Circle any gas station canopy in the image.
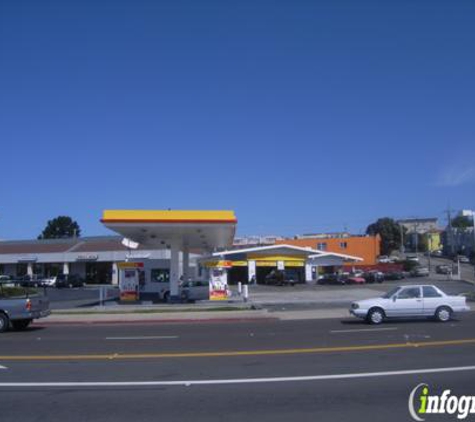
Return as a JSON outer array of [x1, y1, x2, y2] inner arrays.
[[101, 210, 237, 251]]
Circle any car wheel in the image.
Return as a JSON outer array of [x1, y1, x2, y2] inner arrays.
[[367, 308, 385, 325], [11, 319, 31, 331], [0, 313, 10, 333], [435, 306, 452, 322]]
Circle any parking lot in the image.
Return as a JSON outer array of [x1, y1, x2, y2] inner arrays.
[[38, 271, 474, 312], [245, 275, 473, 310]]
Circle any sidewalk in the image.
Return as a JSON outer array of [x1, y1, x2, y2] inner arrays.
[[40, 302, 351, 325]]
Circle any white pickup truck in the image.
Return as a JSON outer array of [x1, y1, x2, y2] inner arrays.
[[0, 285, 50, 332]]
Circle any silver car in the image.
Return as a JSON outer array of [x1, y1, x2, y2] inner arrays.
[[350, 285, 470, 324], [180, 280, 210, 302]]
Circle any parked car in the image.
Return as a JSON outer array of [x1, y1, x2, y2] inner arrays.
[[378, 255, 391, 264], [180, 280, 210, 302], [317, 273, 347, 285], [350, 285, 470, 324], [410, 266, 430, 277], [453, 255, 470, 264], [346, 276, 366, 285], [43, 275, 58, 287], [0, 285, 50, 332], [363, 271, 384, 284], [264, 269, 299, 286], [13, 275, 46, 288], [435, 264, 451, 275], [406, 255, 420, 262], [384, 271, 405, 281], [0, 275, 14, 285], [55, 274, 85, 288]]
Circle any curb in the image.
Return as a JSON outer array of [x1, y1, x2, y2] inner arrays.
[[35, 317, 278, 326]]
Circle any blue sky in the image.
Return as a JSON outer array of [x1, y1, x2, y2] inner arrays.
[[1, 0, 474, 240]]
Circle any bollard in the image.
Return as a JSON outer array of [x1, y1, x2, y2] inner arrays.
[[243, 284, 249, 302], [238, 282, 242, 295]]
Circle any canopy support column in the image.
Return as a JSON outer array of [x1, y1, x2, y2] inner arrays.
[[169, 240, 181, 301], [183, 246, 190, 281]]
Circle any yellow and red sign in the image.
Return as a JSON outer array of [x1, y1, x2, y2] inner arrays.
[[118, 262, 144, 269], [209, 290, 228, 301]]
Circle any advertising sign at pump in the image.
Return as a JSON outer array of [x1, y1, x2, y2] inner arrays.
[[118, 262, 143, 302]]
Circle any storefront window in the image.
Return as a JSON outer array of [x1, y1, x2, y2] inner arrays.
[[151, 269, 170, 283], [16, 264, 28, 277]]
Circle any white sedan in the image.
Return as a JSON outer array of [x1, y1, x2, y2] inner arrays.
[[350, 285, 470, 324]]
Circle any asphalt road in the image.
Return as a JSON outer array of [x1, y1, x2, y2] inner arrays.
[[1, 314, 475, 421]]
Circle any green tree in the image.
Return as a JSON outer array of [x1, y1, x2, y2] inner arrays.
[[417, 233, 429, 253], [38, 216, 81, 239], [451, 215, 473, 229], [366, 217, 406, 255]]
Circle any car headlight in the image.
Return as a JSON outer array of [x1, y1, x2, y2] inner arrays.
[[351, 303, 359, 309]]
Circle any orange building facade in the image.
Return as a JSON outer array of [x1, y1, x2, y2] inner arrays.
[[276, 234, 381, 266]]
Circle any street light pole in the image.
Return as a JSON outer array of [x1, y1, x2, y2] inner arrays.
[[414, 222, 419, 258], [428, 236, 432, 272], [399, 223, 404, 255]]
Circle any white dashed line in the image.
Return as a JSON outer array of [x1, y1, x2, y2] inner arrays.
[[105, 336, 179, 340], [330, 328, 398, 334]]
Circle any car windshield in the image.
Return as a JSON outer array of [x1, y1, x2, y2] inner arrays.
[[381, 287, 400, 299]]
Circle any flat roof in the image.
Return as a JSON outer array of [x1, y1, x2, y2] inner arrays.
[[0, 236, 141, 255]]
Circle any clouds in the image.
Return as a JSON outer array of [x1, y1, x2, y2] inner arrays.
[[437, 165, 475, 187]]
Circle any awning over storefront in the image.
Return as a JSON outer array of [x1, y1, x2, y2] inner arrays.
[[206, 244, 362, 266], [200, 244, 362, 283]]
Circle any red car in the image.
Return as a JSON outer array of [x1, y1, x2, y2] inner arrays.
[[347, 276, 366, 284]]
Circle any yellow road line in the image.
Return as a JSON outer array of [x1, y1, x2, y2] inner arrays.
[[1, 338, 475, 361]]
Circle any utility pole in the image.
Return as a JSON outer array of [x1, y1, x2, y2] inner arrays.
[[428, 236, 432, 272], [472, 211, 475, 258], [414, 222, 419, 257], [399, 222, 405, 255], [447, 205, 454, 256]]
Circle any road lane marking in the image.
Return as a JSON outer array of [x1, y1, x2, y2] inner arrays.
[[1, 338, 475, 361], [330, 328, 398, 334], [1, 365, 475, 388], [105, 336, 179, 340]]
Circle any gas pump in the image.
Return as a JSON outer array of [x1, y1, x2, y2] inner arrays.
[[118, 262, 143, 302], [209, 260, 232, 300]]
